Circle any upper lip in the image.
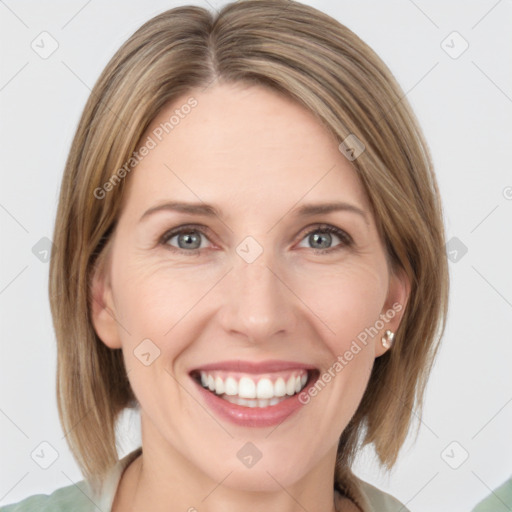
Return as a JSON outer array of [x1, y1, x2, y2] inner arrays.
[[190, 359, 318, 374]]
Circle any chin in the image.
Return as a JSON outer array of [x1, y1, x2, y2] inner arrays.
[[202, 458, 309, 493]]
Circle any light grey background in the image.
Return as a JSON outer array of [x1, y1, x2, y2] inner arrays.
[[1, 1, 511, 510]]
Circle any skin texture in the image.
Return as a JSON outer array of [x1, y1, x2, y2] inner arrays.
[[91, 81, 410, 512]]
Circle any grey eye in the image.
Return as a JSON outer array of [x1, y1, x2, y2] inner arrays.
[[165, 229, 205, 250], [308, 231, 334, 250]]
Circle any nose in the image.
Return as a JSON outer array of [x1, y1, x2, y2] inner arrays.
[[218, 248, 297, 344]]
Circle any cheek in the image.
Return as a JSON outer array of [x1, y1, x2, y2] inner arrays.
[[293, 259, 388, 354], [111, 262, 193, 408], [109, 258, 201, 397], [311, 263, 387, 424], [112, 255, 199, 335]]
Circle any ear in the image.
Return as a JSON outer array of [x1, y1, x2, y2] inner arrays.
[[89, 243, 122, 349], [374, 265, 410, 358]]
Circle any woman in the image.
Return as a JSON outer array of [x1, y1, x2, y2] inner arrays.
[[1, 0, 449, 510]]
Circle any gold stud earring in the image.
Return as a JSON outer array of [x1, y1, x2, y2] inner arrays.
[[381, 330, 395, 349]]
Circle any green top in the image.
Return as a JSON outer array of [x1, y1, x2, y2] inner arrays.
[[0, 447, 410, 511], [471, 476, 512, 512]]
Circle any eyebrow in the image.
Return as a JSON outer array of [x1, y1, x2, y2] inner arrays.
[[139, 201, 368, 223]]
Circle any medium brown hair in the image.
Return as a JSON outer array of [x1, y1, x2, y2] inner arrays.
[[49, 0, 449, 493]]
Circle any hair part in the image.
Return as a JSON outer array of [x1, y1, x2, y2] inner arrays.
[[49, 0, 449, 494]]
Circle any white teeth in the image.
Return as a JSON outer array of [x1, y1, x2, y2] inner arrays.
[[238, 377, 257, 398], [222, 395, 289, 408], [256, 378, 274, 399], [285, 375, 296, 396], [224, 376, 238, 396], [274, 378, 286, 397], [214, 376, 225, 395], [197, 370, 310, 402]]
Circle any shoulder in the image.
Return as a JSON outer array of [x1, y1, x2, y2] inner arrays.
[[337, 467, 410, 512], [1, 447, 143, 512], [0, 480, 93, 512], [356, 477, 411, 511]]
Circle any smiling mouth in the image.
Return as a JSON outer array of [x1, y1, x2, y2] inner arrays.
[[190, 369, 319, 408]]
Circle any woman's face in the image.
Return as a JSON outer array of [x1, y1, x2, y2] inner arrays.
[[92, 81, 408, 491]]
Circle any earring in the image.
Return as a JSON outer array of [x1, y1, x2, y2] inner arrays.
[[381, 329, 395, 349]]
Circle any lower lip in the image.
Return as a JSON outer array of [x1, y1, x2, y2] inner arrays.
[[192, 373, 317, 428]]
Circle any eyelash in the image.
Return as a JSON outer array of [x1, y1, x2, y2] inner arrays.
[[158, 223, 353, 256]]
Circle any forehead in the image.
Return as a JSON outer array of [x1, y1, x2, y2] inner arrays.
[[122, 82, 370, 220]]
